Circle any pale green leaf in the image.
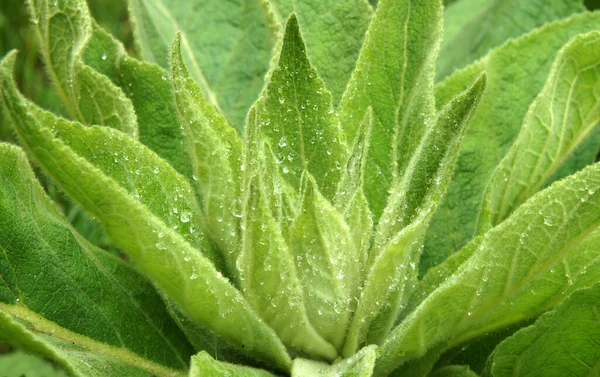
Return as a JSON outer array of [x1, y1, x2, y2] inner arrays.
[[170, 34, 243, 277], [0, 143, 192, 376], [0, 53, 291, 372], [430, 365, 479, 377], [255, 14, 347, 201], [29, 0, 137, 136], [237, 174, 337, 361], [0, 351, 68, 377], [342, 73, 486, 356], [337, 0, 442, 219], [189, 351, 278, 377], [479, 31, 600, 232], [265, 0, 373, 104], [288, 174, 359, 349], [292, 345, 377, 377], [128, 0, 274, 129], [422, 12, 600, 275], [376, 161, 600, 375], [437, 0, 584, 81], [487, 284, 600, 377]]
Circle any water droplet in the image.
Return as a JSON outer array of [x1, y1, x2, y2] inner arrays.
[[190, 273, 198, 280], [180, 211, 191, 223], [153, 167, 160, 174], [101, 53, 107, 61], [278, 137, 287, 147]]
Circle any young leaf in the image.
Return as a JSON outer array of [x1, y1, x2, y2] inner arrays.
[[170, 34, 243, 276], [337, 0, 443, 219], [0, 143, 192, 376], [486, 284, 600, 377], [342, 73, 486, 356], [0, 52, 292, 371], [422, 12, 600, 274], [376, 161, 600, 376], [291, 345, 377, 377], [479, 31, 600, 232], [255, 14, 347, 201], [265, 0, 373, 103], [437, 0, 584, 81], [29, 0, 137, 136], [189, 352, 277, 377], [237, 174, 337, 361], [128, 0, 274, 129], [288, 174, 359, 349]]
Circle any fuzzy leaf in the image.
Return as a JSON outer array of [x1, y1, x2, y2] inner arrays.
[[256, 15, 347, 201], [377, 161, 600, 375], [0, 143, 192, 376], [265, 0, 373, 104], [292, 345, 377, 377], [430, 365, 479, 377], [337, 0, 442, 219], [0, 352, 68, 377], [189, 352, 277, 377], [29, 0, 137, 136], [0, 53, 291, 372], [128, 0, 273, 129], [422, 12, 600, 274], [479, 31, 600, 232], [487, 284, 600, 377], [437, 0, 584, 81]]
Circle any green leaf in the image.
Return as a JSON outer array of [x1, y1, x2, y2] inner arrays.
[[342, 73, 486, 356], [237, 174, 337, 361], [265, 0, 373, 104], [0, 351, 68, 377], [422, 12, 600, 275], [479, 31, 600, 232], [337, 0, 443, 219], [487, 284, 600, 377], [0, 143, 192, 376], [376, 160, 600, 375], [292, 345, 377, 377], [437, 0, 584, 81], [29, 0, 137, 136], [170, 33, 243, 277], [189, 351, 278, 377], [0, 52, 291, 372], [430, 365, 479, 377], [255, 14, 347, 201], [288, 174, 359, 349], [128, 0, 274, 129]]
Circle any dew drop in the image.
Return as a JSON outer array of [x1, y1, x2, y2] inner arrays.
[[101, 53, 107, 61]]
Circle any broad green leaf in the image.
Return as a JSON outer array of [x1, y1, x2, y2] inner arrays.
[[0, 351, 67, 377], [189, 351, 277, 377], [376, 161, 600, 376], [0, 143, 193, 375], [342, 73, 486, 356], [82, 22, 194, 180], [422, 12, 600, 275], [437, 0, 584, 81], [479, 32, 600, 232], [265, 0, 373, 104], [487, 284, 600, 377], [170, 34, 243, 276], [292, 345, 377, 377], [430, 365, 479, 377], [237, 174, 337, 361], [128, 0, 274, 129], [256, 15, 347, 201], [29, 0, 137, 136], [288, 175, 359, 349], [337, 0, 442, 219], [0, 53, 291, 371]]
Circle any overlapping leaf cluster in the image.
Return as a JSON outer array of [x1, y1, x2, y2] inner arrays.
[[0, 0, 599, 376]]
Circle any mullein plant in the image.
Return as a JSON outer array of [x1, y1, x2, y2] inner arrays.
[[0, 0, 599, 376]]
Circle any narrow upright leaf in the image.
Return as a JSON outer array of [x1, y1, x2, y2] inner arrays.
[[256, 15, 347, 200], [437, 0, 584, 81], [170, 34, 243, 275], [487, 284, 600, 377], [128, 0, 274, 129], [266, 0, 373, 103], [0, 53, 291, 371], [292, 345, 377, 377], [189, 352, 277, 377], [288, 175, 359, 349], [479, 31, 600, 232], [337, 0, 443, 218]]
